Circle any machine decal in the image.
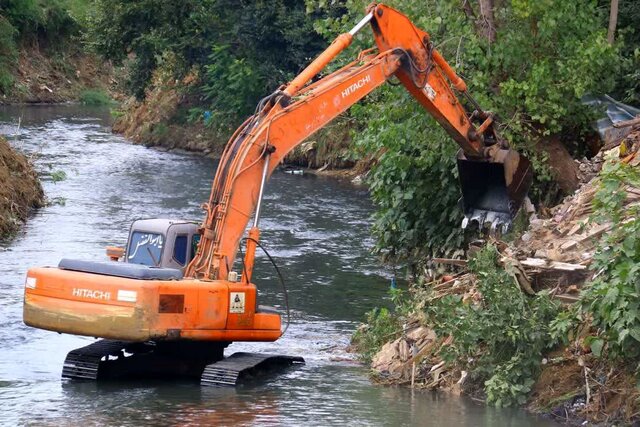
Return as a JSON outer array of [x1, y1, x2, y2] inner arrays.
[[129, 233, 163, 259], [25, 277, 36, 289], [72, 288, 111, 300], [117, 290, 137, 303], [229, 292, 245, 314], [423, 83, 437, 101], [341, 74, 371, 98]]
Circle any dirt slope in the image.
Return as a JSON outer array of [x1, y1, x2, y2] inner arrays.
[[0, 136, 43, 239]]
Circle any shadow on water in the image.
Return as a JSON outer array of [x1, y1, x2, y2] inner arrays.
[[0, 104, 557, 426]]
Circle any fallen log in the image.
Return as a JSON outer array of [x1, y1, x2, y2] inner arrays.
[[612, 115, 640, 129], [521, 258, 587, 271], [432, 258, 468, 267]]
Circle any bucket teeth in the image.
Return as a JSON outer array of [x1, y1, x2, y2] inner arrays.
[[462, 209, 511, 235]]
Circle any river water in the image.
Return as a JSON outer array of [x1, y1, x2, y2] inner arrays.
[[0, 105, 555, 426]]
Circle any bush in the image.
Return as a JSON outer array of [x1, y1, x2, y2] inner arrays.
[[79, 89, 112, 105], [425, 245, 559, 406], [0, 15, 17, 94], [580, 161, 640, 359]]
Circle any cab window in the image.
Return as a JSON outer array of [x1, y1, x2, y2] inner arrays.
[[173, 235, 188, 266], [190, 234, 201, 261], [127, 232, 164, 266]]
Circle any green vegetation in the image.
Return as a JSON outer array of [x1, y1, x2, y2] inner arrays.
[[426, 245, 559, 406], [79, 89, 112, 106], [0, 0, 90, 94], [577, 162, 640, 359], [85, 0, 327, 125]]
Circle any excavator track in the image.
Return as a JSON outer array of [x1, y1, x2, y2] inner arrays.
[[62, 339, 131, 380], [62, 340, 304, 385], [201, 352, 305, 387]]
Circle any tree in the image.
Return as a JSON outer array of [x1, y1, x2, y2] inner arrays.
[[607, 0, 618, 44]]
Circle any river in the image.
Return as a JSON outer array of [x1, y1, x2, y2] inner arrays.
[[0, 105, 555, 426]]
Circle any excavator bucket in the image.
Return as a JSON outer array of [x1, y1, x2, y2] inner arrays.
[[457, 148, 533, 233]]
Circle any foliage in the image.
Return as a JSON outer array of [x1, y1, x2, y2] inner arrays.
[[0, 0, 86, 94], [201, 45, 264, 124], [612, 0, 640, 105], [580, 161, 640, 359], [86, 0, 326, 120], [425, 245, 559, 406], [0, 16, 15, 92], [351, 306, 402, 364], [0, 0, 82, 45], [307, 0, 621, 260], [79, 89, 112, 106], [351, 85, 465, 259]]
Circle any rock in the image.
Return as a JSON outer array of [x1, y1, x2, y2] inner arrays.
[[371, 340, 399, 373], [534, 249, 548, 258], [406, 326, 436, 343]]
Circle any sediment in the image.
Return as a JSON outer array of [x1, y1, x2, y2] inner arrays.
[[0, 136, 43, 239]]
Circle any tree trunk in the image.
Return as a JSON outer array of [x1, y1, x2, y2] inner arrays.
[[461, 0, 496, 43], [477, 0, 496, 43], [607, 0, 619, 44]]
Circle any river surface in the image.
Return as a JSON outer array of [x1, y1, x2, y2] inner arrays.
[[0, 105, 555, 426]]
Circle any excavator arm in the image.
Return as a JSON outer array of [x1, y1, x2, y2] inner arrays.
[[21, 4, 534, 385], [186, 3, 532, 281]]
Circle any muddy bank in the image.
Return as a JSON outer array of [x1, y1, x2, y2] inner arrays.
[[111, 72, 222, 154], [1, 46, 114, 105], [0, 136, 43, 239], [355, 129, 640, 425], [111, 72, 370, 178]]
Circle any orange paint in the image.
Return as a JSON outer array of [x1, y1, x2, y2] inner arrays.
[[25, 4, 522, 347]]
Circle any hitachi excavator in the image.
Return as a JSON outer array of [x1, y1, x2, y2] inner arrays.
[[23, 4, 532, 386]]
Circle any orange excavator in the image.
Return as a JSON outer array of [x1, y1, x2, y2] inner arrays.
[[23, 4, 532, 386]]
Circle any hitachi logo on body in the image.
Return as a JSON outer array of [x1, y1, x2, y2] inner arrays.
[[72, 288, 111, 300], [341, 74, 371, 98]]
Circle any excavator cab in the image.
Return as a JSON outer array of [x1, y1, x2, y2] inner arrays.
[[120, 219, 200, 269]]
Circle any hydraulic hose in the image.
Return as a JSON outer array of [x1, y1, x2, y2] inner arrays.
[[238, 237, 291, 335]]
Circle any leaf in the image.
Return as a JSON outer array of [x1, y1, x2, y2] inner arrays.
[[590, 338, 604, 357]]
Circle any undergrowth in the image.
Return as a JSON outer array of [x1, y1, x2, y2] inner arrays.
[[425, 245, 560, 406], [577, 161, 640, 360], [79, 89, 112, 105]]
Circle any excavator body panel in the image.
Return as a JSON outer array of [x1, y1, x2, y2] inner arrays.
[[23, 267, 282, 342]]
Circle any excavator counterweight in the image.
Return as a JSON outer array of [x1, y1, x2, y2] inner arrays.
[[23, 3, 533, 386]]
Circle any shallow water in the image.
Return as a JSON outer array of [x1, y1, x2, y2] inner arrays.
[[0, 105, 555, 426]]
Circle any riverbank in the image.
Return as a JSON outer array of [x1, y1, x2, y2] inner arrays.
[[0, 136, 43, 240], [110, 71, 369, 178], [0, 41, 113, 239], [353, 128, 640, 425]]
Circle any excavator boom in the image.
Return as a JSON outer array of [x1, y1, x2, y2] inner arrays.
[[22, 4, 533, 386], [186, 3, 533, 281]]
